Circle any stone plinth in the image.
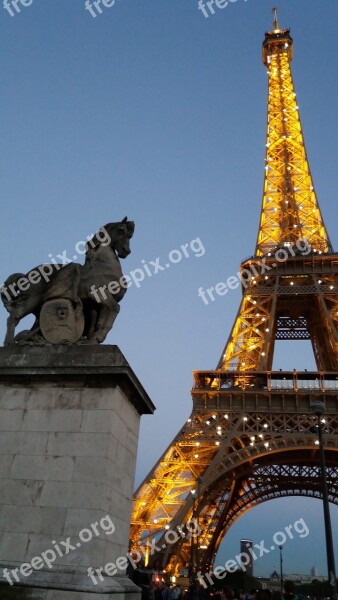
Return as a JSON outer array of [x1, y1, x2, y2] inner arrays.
[[0, 345, 155, 599]]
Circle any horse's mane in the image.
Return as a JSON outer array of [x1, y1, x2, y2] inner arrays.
[[87, 217, 135, 251]]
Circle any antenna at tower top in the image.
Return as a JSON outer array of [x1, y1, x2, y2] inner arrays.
[[272, 7, 279, 30]]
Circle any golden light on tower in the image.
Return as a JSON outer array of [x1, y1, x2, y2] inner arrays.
[[218, 8, 336, 374], [129, 12, 338, 577], [257, 7, 331, 257]]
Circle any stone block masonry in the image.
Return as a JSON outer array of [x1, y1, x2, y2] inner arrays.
[[0, 345, 155, 600]]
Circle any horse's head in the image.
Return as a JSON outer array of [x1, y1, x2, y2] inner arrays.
[[112, 217, 135, 258], [88, 217, 135, 259]]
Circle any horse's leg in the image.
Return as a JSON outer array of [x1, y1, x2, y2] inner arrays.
[[87, 306, 98, 340], [89, 297, 120, 343], [4, 314, 20, 346], [4, 295, 44, 346]]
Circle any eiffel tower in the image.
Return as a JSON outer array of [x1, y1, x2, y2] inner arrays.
[[129, 10, 338, 577]]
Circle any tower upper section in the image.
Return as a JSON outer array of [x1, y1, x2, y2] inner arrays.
[[255, 10, 332, 257]]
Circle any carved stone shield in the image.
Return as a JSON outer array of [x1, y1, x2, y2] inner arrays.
[[40, 298, 84, 344]]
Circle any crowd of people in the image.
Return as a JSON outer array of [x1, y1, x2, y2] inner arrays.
[[141, 578, 300, 600]]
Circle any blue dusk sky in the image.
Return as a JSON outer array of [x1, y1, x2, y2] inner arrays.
[[1, 0, 338, 578]]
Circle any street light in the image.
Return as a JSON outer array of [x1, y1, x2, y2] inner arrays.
[[190, 477, 202, 591], [196, 476, 201, 577], [279, 545, 283, 593], [310, 398, 337, 600]]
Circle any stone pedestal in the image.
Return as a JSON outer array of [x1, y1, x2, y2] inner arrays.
[[0, 345, 155, 599]]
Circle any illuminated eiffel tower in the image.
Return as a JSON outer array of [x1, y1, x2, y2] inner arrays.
[[129, 11, 338, 577]]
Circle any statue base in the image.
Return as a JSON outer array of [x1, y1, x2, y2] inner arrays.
[[0, 572, 141, 599], [0, 345, 155, 600]]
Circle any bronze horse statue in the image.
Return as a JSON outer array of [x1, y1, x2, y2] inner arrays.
[[1, 217, 134, 345]]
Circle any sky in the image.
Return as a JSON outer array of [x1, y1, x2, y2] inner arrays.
[[1, 0, 338, 579]]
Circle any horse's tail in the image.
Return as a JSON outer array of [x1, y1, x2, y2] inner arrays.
[[1, 273, 26, 308]]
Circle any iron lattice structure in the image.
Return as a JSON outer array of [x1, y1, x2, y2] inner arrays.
[[129, 13, 338, 576]]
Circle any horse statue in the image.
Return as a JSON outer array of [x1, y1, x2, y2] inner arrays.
[[1, 217, 134, 345]]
